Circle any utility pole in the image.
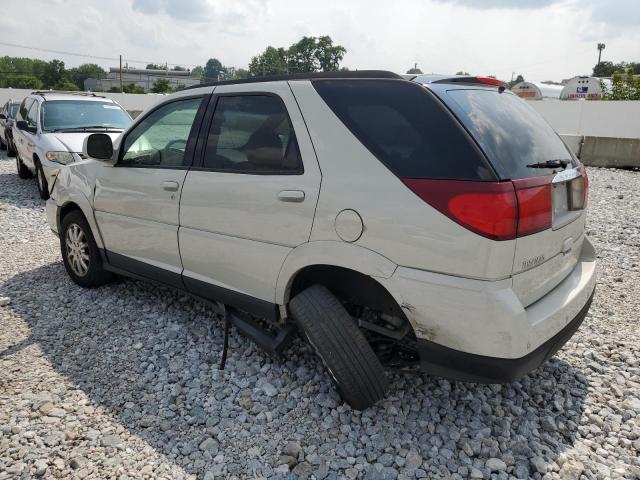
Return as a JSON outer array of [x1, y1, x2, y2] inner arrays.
[[119, 54, 123, 93], [597, 43, 606, 65]]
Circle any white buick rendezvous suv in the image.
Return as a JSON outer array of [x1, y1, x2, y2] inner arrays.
[[45, 71, 596, 409]]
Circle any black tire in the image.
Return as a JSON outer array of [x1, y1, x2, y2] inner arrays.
[[289, 284, 389, 409], [16, 155, 31, 179], [60, 210, 114, 288], [7, 139, 17, 158], [35, 160, 49, 200], [0, 138, 6, 150]]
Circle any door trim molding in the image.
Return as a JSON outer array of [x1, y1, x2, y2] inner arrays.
[[103, 250, 279, 321]]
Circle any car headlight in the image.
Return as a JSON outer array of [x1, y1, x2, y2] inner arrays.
[[46, 151, 76, 165]]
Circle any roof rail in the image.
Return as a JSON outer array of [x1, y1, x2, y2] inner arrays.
[[31, 90, 106, 98], [184, 70, 404, 90]]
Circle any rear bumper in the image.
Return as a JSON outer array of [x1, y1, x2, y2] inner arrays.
[[379, 235, 596, 379], [415, 288, 594, 383]]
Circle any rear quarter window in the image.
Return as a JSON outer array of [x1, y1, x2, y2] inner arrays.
[[312, 79, 494, 180], [439, 88, 576, 179]]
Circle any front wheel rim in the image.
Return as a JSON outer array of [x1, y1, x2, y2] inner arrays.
[[66, 224, 90, 277]]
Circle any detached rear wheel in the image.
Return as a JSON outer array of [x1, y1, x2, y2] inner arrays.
[[60, 210, 113, 287], [289, 284, 389, 410]]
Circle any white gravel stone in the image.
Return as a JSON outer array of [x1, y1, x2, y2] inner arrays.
[[1, 154, 639, 479]]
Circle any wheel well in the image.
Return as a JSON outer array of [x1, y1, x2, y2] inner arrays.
[[57, 202, 83, 232], [288, 265, 405, 320], [288, 265, 418, 367]]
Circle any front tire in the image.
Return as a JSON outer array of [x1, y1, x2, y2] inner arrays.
[[35, 161, 49, 200], [289, 284, 389, 410], [60, 210, 113, 287], [7, 139, 17, 157], [16, 155, 32, 179]]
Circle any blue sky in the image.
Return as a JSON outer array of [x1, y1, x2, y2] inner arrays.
[[3, 0, 639, 82]]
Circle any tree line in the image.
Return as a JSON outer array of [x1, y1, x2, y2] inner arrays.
[[0, 35, 347, 93]]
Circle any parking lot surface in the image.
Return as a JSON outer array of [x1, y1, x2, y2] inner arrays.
[[0, 150, 639, 480]]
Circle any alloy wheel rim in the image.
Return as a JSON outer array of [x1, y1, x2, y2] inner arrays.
[[65, 224, 90, 277]]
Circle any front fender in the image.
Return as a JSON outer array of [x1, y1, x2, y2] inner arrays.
[[52, 165, 104, 249], [275, 241, 398, 304]]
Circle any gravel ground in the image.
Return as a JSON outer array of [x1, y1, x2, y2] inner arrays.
[[0, 150, 639, 480]]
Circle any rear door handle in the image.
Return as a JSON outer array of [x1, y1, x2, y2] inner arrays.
[[277, 190, 305, 202], [162, 181, 180, 192]]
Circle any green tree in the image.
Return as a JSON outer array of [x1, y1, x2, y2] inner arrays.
[[190, 66, 204, 78], [593, 61, 614, 77], [455, 71, 470, 75], [68, 63, 106, 90], [288, 36, 319, 73], [601, 69, 640, 100], [151, 78, 172, 93], [248, 47, 288, 77], [203, 58, 225, 81], [58, 81, 80, 91], [232, 68, 250, 79], [315, 35, 346, 72], [146, 63, 166, 70], [42, 59, 69, 88], [406, 67, 423, 74], [172, 65, 187, 71]]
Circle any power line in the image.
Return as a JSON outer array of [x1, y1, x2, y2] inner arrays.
[[0, 41, 200, 68]]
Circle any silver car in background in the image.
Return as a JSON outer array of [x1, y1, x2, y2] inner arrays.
[[12, 91, 132, 199]]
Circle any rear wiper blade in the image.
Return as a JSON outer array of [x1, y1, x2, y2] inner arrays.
[[526, 159, 571, 169]]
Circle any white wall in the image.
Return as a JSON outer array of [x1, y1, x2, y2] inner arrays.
[[0, 88, 165, 113], [529, 100, 640, 139], [2, 87, 640, 139]]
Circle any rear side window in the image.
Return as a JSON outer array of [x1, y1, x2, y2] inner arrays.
[[18, 98, 34, 122], [312, 80, 494, 180], [441, 89, 576, 179], [202, 95, 302, 174]]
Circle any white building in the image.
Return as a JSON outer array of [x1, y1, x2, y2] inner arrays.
[[85, 67, 201, 93]]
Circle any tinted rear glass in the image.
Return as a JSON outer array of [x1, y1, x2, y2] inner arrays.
[[441, 88, 575, 179], [312, 80, 494, 180]]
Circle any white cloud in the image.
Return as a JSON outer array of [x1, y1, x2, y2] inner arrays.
[[1, 0, 638, 82]]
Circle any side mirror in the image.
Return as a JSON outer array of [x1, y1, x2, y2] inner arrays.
[[84, 134, 114, 160]]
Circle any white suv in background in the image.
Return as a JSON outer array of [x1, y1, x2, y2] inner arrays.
[[13, 91, 132, 199], [45, 71, 596, 409]]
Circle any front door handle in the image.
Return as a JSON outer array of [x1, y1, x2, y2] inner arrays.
[[162, 181, 179, 192], [277, 190, 305, 203]]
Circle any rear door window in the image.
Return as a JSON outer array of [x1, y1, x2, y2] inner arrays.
[[312, 79, 494, 180], [440, 88, 576, 179], [202, 95, 302, 174]]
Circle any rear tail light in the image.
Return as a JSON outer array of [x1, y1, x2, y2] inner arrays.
[[401, 177, 555, 241], [578, 164, 589, 208]]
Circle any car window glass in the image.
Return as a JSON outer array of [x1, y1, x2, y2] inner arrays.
[[26, 102, 39, 128], [312, 80, 494, 180], [203, 95, 302, 174], [18, 99, 34, 122], [10, 103, 20, 118], [120, 97, 202, 167]]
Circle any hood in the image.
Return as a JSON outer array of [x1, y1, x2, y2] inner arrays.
[[51, 132, 123, 153]]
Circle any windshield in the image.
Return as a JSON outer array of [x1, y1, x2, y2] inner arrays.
[[9, 103, 19, 118], [41, 100, 132, 132], [440, 88, 576, 179]]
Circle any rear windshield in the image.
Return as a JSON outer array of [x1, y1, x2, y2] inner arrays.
[[441, 88, 575, 179], [41, 100, 132, 132], [312, 80, 494, 180]]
